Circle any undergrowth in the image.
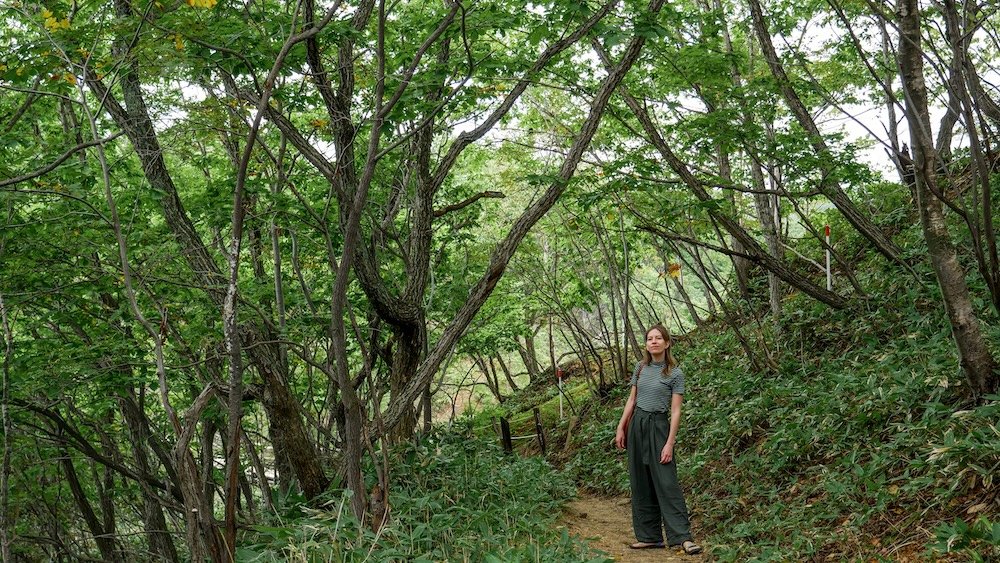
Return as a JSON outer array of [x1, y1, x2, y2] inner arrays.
[[238, 427, 612, 562]]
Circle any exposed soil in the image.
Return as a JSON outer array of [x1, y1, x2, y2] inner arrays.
[[560, 495, 703, 562]]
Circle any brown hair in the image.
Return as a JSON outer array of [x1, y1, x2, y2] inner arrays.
[[641, 324, 677, 377]]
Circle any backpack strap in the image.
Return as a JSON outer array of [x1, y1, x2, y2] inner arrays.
[[633, 361, 646, 381]]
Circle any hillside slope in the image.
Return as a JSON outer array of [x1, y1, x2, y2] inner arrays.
[[491, 266, 1000, 561]]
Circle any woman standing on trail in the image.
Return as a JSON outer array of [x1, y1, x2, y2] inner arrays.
[[613, 324, 703, 555]]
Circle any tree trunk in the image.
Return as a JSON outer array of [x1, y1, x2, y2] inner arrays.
[[897, 0, 998, 398], [60, 451, 123, 562], [388, 323, 426, 441], [516, 330, 543, 385], [750, 159, 784, 322], [718, 152, 752, 302], [0, 293, 13, 563], [593, 214, 642, 359], [119, 392, 179, 562], [658, 248, 702, 326]]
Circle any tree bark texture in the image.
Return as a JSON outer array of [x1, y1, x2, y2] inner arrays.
[[896, 0, 998, 397]]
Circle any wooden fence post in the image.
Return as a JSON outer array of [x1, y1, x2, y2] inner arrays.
[[532, 408, 546, 455], [499, 417, 513, 454]]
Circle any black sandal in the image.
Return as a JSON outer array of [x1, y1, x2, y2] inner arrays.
[[682, 540, 703, 554]]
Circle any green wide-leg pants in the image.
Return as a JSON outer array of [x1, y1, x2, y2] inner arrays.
[[627, 407, 692, 546]]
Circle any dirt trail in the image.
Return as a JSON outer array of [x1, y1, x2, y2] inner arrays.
[[560, 495, 701, 562]]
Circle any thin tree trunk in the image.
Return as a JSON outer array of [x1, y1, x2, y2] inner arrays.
[[676, 244, 774, 371], [688, 241, 717, 316], [201, 419, 217, 512], [658, 248, 702, 326], [750, 159, 783, 322], [120, 391, 179, 563], [494, 355, 520, 393], [516, 330, 543, 385], [941, 0, 1000, 312], [593, 214, 641, 359], [897, 0, 998, 397], [0, 292, 14, 563], [242, 427, 274, 513], [60, 452, 123, 562], [472, 355, 502, 403]]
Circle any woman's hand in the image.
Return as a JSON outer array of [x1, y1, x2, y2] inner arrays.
[[659, 441, 674, 464], [614, 427, 627, 449]]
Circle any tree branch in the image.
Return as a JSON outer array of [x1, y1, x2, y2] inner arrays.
[[433, 191, 505, 218]]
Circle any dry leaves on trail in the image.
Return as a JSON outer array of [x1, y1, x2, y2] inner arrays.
[[559, 495, 699, 562]]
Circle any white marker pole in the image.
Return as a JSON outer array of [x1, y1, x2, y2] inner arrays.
[[825, 224, 832, 291]]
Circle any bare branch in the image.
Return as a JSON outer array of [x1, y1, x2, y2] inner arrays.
[[433, 191, 505, 217], [0, 132, 125, 189]]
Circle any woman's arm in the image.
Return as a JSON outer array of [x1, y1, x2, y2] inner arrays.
[[613, 385, 638, 449], [660, 393, 683, 463]]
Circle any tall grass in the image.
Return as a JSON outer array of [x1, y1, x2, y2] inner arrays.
[[238, 427, 612, 562]]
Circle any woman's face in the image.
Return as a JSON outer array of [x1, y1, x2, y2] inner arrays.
[[645, 328, 669, 355]]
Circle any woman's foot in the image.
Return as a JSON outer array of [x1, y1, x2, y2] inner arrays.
[[629, 541, 664, 549], [681, 540, 703, 554]]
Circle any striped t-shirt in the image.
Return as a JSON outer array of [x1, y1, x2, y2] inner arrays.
[[629, 362, 685, 413]]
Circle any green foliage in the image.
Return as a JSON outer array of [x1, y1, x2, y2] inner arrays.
[[562, 386, 632, 496], [676, 280, 999, 560], [931, 515, 1000, 562], [240, 430, 611, 562]]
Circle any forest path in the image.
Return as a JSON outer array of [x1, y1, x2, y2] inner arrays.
[[561, 495, 700, 562]]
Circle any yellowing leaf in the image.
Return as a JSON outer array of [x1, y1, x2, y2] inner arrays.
[[43, 14, 70, 31], [64, 72, 76, 85], [174, 34, 184, 51], [967, 503, 988, 514], [667, 263, 681, 279], [928, 446, 949, 461]]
